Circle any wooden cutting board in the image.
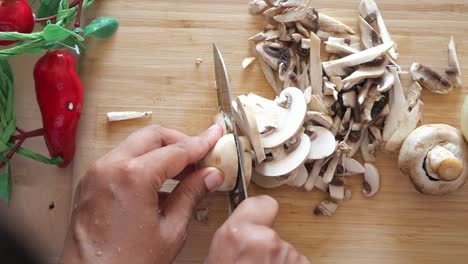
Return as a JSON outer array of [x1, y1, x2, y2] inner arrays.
[[4, 0, 468, 263]]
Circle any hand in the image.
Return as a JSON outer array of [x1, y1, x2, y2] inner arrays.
[[62, 124, 224, 264], [206, 195, 310, 264]]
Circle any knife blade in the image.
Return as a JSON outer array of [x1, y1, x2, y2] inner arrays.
[[213, 43, 248, 214]]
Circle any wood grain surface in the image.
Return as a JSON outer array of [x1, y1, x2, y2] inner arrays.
[[4, 0, 468, 263]]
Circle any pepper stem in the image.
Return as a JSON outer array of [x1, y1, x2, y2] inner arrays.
[[34, 0, 81, 24], [11, 128, 45, 141]]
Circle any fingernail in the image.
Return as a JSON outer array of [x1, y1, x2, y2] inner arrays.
[[204, 168, 224, 192]]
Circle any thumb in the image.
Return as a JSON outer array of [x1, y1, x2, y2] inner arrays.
[[161, 167, 224, 228]]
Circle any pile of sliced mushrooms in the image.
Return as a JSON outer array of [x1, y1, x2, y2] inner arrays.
[[202, 0, 467, 216]]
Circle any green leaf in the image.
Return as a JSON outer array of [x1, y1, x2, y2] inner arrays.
[[0, 154, 12, 203], [36, 0, 61, 25], [43, 24, 84, 42], [83, 17, 119, 39]]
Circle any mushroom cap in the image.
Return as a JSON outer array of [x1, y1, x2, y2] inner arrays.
[[200, 134, 238, 191], [255, 133, 310, 177], [398, 124, 468, 195]]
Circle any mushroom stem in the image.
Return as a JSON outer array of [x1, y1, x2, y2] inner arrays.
[[427, 145, 464, 181]]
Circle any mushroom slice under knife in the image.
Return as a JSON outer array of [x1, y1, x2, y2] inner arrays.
[[249, 87, 307, 148], [447, 36, 463, 89], [236, 95, 266, 163], [410, 63, 453, 94], [305, 125, 337, 161], [255, 133, 310, 177], [323, 42, 394, 77], [399, 124, 468, 195]]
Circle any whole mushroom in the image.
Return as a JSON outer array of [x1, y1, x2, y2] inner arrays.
[[398, 124, 468, 195], [199, 134, 253, 191]]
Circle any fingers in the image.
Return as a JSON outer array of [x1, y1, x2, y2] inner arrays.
[[230, 195, 279, 227], [137, 124, 223, 186], [112, 125, 188, 158], [162, 167, 223, 226]]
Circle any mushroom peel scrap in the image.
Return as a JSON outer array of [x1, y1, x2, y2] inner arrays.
[[398, 124, 468, 195], [199, 134, 253, 191]]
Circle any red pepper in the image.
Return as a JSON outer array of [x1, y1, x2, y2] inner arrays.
[[0, 0, 34, 46], [33, 50, 84, 168]]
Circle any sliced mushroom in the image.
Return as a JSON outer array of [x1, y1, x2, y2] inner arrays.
[[382, 67, 406, 141], [309, 32, 323, 96], [237, 95, 266, 163], [323, 78, 339, 100], [287, 164, 309, 187], [359, 0, 398, 60], [256, 133, 310, 177], [305, 111, 333, 129], [249, 32, 267, 43], [200, 134, 252, 191], [318, 13, 355, 34], [323, 152, 341, 183], [273, 6, 308, 23], [309, 94, 330, 114], [376, 70, 394, 92], [410, 63, 453, 94], [406, 81, 422, 108], [385, 100, 424, 152], [358, 16, 380, 49], [314, 176, 329, 193], [280, 0, 304, 8], [263, 6, 284, 17], [343, 157, 366, 176], [363, 163, 380, 197], [306, 125, 337, 160], [256, 42, 282, 70], [249, 0, 268, 15], [257, 52, 282, 95], [361, 129, 376, 162], [329, 182, 345, 201], [399, 124, 468, 195], [341, 57, 387, 91], [325, 41, 360, 56], [249, 88, 307, 148], [252, 170, 296, 188], [314, 200, 338, 216], [323, 42, 394, 77], [447, 36, 462, 89], [304, 159, 325, 191], [242, 57, 256, 69]]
